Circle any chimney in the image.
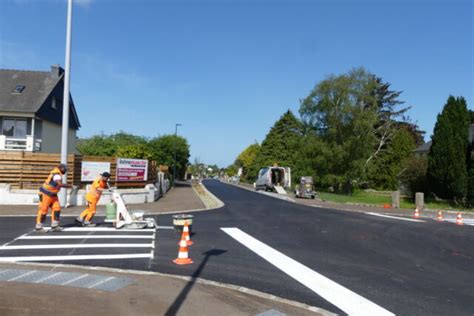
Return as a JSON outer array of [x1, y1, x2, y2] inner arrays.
[[50, 64, 64, 78]]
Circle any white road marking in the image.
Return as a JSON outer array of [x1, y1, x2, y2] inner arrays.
[[19, 235, 154, 240], [61, 273, 89, 285], [156, 225, 175, 230], [43, 227, 156, 232], [443, 219, 474, 226], [221, 227, 394, 316], [0, 253, 153, 262], [0, 243, 154, 250], [88, 276, 115, 289], [34, 272, 63, 283], [7, 270, 37, 281], [365, 212, 425, 222]]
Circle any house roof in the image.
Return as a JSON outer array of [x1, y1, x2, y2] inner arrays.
[[414, 124, 474, 153], [0, 69, 60, 113], [0, 66, 80, 129], [413, 141, 432, 153]]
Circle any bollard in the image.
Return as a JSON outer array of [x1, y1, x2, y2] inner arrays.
[[415, 192, 424, 210], [391, 191, 400, 209]]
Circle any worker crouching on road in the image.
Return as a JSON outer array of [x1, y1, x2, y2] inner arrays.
[[75, 172, 111, 227], [36, 163, 74, 232]]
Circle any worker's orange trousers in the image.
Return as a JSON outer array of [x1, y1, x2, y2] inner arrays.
[[36, 193, 61, 225], [79, 199, 98, 222]]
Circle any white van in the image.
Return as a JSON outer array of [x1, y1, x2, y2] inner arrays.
[[255, 166, 291, 193]]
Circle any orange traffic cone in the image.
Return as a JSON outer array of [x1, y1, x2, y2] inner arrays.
[[456, 212, 463, 226], [436, 210, 443, 221], [180, 223, 193, 246], [173, 232, 193, 265], [413, 208, 420, 219]]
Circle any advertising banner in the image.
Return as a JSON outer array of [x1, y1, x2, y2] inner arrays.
[[81, 161, 111, 181], [116, 158, 148, 181]]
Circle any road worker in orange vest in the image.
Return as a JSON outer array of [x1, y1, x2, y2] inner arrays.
[[75, 172, 111, 227], [35, 163, 73, 232]]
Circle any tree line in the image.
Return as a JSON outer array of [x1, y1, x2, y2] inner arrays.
[[77, 132, 190, 180], [228, 68, 472, 206]]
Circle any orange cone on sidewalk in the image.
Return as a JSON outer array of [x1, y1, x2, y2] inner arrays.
[[456, 212, 463, 226], [180, 223, 193, 246], [413, 208, 420, 219], [436, 210, 443, 221], [173, 232, 193, 265]]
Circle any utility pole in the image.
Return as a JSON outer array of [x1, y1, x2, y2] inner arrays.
[[59, 0, 73, 206], [173, 123, 182, 187]]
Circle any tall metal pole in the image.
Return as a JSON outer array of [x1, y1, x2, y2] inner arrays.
[[173, 123, 181, 187], [60, 0, 73, 206]]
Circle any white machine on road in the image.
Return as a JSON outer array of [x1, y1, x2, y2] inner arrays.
[[105, 188, 156, 229]]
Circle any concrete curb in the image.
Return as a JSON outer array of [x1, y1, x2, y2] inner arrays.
[[193, 182, 225, 209]]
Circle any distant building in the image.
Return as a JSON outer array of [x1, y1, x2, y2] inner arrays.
[[0, 65, 80, 153], [413, 124, 474, 156]]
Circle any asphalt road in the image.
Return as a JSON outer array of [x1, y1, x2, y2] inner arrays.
[[1, 179, 473, 315]]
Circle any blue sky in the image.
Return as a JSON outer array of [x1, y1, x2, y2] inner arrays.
[[1, 0, 472, 167]]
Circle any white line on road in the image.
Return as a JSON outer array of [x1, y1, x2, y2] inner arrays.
[[221, 227, 394, 316], [0, 243, 154, 250], [7, 270, 37, 281], [43, 227, 156, 232], [34, 272, 63, 283], [61, 273, 89, 285], [365, 212, 425, 222], [443, 219, 474, 226], [0, 253, 153, 262], [156, 225, 175, 230], [19, 235, 154, 240], [88, 276, 115, 289]]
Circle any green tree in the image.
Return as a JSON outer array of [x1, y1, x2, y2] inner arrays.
[[427, 96, 469, 201], [225, 164, 238, 177], [235, 143, 260, 181], [367, 127, 416, 189], [399, 156, 428, 197], [466, 144, 474, 206], [299, 68, 409, 192], [77, 131, 148, 156], [116, 144, 153, 160], [149, 135, 190, 179], [249, 110, 304, 182]]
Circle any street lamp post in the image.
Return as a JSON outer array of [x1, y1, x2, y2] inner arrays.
[[59, 0, 73, 206], [173, 123, 182, 187]]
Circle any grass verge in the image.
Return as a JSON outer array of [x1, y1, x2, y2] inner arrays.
[[318, 191, 472, 211]]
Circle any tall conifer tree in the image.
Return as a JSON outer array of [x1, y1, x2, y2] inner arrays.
[[427, 96, 469, 201]]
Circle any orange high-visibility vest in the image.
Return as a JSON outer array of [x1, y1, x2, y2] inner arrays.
[[86, 177, 107, 202], [39, 167, 63, 196]]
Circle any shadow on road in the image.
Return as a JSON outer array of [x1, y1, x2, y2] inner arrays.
[[164, 249, 227, 316]]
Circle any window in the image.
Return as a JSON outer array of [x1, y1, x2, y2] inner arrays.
[[1, 118, 27, 138], [12, 85, 25, 94]]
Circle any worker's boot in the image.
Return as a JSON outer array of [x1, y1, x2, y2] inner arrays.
[[83, 220, 96, 227], [35, 223, 45, 232], [75, 216, 84, 226], [50, 221, 63, 232]]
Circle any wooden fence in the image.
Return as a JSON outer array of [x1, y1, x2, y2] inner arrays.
[[0, 151, 158, 189]]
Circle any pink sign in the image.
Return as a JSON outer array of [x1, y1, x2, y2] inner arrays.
[[116, 158, 148, 182]]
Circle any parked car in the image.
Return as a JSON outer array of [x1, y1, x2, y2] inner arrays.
[[254, 166, 291, 192], [294, 176, 316, 199]]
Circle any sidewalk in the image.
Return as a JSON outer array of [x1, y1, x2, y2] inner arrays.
[[0, 182, 206, 216], [0, 262, 327, 316], [0, 181, 330, 316]]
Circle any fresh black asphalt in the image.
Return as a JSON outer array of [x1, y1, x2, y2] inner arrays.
[[1, 179, 473, 315]]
